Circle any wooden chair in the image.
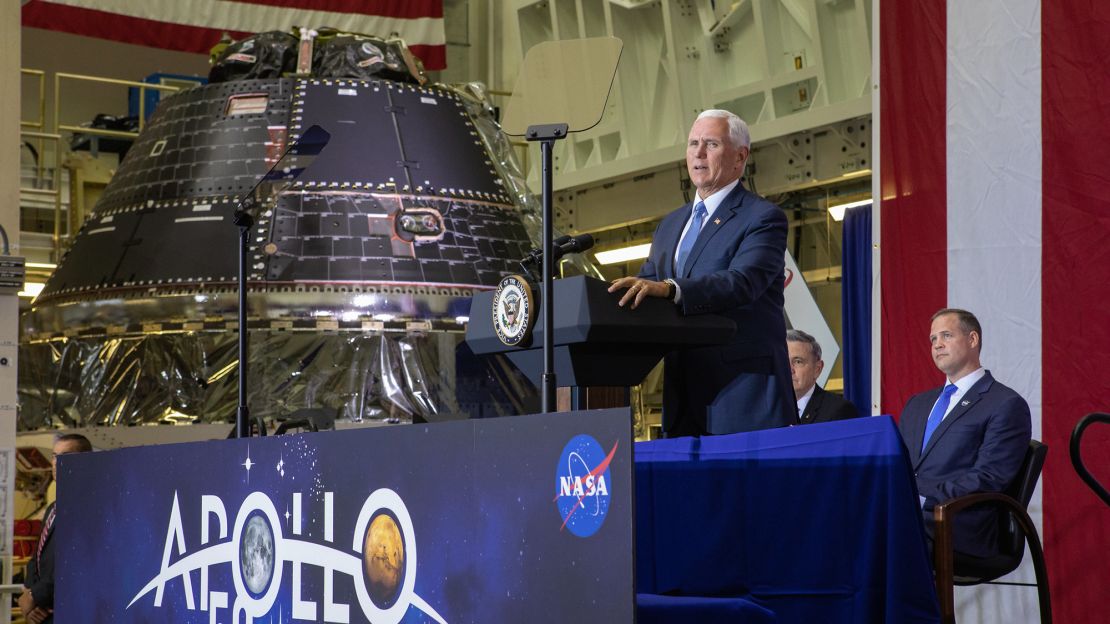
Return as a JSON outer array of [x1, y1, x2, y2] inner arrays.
[[933, 440, 1051, 624]]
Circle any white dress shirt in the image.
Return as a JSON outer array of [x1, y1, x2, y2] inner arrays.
[[932, 367, 987, 422], [796, 383, 816, 417]]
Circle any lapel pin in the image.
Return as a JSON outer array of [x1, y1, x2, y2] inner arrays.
[[960, 400, 970, 406], [713, 217, 721, 225]]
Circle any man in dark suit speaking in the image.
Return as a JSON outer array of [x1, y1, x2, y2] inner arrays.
[[898, 308, 1031, 558], [787, 329, 861, 424], [609, 109, 795, 436]]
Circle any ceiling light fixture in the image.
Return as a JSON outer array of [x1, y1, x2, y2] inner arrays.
[[827, 198, 872, 222], [595, 243, 652, 265]]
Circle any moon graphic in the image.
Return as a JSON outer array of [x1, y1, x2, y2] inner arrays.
[[239, 514, 275, 595]]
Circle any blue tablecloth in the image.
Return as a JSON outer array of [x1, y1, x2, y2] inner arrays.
[[635, 416, 940, 623], [636, 593, 776, 623]]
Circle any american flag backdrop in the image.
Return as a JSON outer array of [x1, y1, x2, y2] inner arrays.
[[880, 0, 1110, 622], [21, 0, 447, 70]]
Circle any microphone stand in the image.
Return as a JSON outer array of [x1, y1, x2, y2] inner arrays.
[[232, 201, 256, 439], [232, 125, 330, 438]]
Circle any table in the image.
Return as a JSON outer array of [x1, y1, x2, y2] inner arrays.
[[635, 416, 941, 623]]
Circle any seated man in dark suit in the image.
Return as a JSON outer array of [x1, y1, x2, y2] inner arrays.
[[787, 329, 861, 424], [898, 308, 1031, 558]]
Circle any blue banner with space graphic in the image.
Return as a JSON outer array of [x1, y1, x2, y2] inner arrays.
[[54, 408, 633, 623]]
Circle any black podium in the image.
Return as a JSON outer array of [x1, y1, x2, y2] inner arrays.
[[466, 275, 736, 410]]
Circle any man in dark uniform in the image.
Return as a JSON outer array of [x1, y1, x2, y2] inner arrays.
[[20, 433, 92, 624], [787, 329, 861, 424]]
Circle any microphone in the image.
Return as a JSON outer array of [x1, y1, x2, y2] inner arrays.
[[520, 233, 594, 265], [554, 233, 594, 259], [518, 233, 594, 281], [533, 235, 571, 259]]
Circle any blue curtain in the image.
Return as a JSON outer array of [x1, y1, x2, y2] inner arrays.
[[842, 205, 872, 416]]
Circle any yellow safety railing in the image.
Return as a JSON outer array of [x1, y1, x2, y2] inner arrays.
[[17, 71, 182, 260], [53, 72, 181, 139], [18, 130, 63, 260], [21, 69, 46, 131], [21, 69, 51, 199]]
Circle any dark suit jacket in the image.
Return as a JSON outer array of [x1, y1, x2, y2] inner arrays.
[[897, 371, 1031, 558], [25, 502, 56, 622], [640, 182, 795, 436], [799, 385, 861, 424]]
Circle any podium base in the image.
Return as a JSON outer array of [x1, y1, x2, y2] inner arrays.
[[557, 386, 630, 411]]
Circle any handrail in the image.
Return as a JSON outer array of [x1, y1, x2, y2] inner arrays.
[[21, 69, 49, 204], [54, 125, 147, 140], [1070, 412, 1110, 507], [21, 70, 182, 261], [20, 69, 46, 130], [53, 71, 181, 139], [19, 131, 61, 140], [19, 129, 64, 259]]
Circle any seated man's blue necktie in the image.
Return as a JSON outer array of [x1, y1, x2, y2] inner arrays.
[[921, 384, 958, 452], [675, 201, 707, 276]]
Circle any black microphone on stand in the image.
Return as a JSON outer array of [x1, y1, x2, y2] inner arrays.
[[553, 233, 595, 258], [518, 233, 595, 281], [233, 124, 330, 439]]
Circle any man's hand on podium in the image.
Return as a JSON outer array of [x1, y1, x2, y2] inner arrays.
[[609, 277, 672, 309]]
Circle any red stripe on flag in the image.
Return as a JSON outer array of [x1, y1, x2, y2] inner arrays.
[[408, 44, 446, 72], [22, 3, 244, 55], [879, 0, 949, 416], [1042, 2, 1110, 622], [232, 0, 443, 19], [21, 1, 447, 70]]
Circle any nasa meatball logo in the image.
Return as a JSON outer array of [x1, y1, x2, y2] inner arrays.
[[492, 274, 535, 347], [555, 435, 619, 538]]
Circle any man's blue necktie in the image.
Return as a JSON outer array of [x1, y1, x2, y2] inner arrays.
[[675, 201, 707, 276], [921, 384, 958, 452]]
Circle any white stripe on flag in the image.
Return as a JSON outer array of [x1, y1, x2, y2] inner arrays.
[[36, 0, 447, 45], [947, 0, 1042, 621]]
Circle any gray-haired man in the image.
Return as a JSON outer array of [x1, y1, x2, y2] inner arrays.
[[787, 329, 861, 424]]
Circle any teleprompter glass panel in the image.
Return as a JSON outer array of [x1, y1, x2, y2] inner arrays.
[[501, 37, 622, 136]]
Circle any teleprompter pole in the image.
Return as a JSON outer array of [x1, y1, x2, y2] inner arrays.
[[526, 123, 568, 413]]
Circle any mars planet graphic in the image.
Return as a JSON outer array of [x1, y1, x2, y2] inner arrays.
[[239, 514, 276, 595], [364, 512, 405, 607]]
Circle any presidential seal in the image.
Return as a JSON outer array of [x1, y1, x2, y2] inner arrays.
[[492, 274, 535, 347]]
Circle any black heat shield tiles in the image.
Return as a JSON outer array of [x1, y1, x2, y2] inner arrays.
[[288, 81, 405, 189], [388, 87, 505, 199], [289, 80, 508, 202], [263, 193, 529, 287], [43, 199, 240, 297], [42, 76, 531, 299], [96, 79, 293, 212]]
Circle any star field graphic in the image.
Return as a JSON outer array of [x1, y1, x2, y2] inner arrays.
[[54, 409, 634, 623]]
